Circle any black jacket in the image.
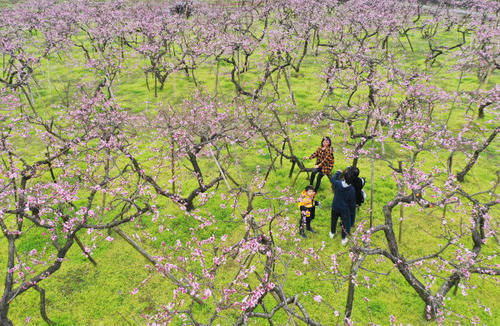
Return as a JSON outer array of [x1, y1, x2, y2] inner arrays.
[[330, 171, 356, 217], [352, 176, 365, 205]]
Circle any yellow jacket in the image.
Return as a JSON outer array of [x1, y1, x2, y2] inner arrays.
[[298, 190, 315, 209]]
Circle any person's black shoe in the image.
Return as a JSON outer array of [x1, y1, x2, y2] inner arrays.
[[300, 230, 307, 238], [307, 227, 317, 233]]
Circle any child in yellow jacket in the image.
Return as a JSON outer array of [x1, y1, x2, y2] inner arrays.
[[298, 185, 319, 238]]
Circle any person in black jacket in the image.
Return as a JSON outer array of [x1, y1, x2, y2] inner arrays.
[[349, 167, 365, 228], [329, 169, 356, 245]]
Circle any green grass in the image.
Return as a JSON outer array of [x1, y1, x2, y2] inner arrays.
[[0, 13, 499, 326]]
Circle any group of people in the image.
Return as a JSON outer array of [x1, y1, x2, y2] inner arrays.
[[298, 136, 365, 245]]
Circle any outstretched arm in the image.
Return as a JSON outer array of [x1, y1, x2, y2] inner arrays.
[[306, 147, 321, 160], [331, 170, 341, 182]]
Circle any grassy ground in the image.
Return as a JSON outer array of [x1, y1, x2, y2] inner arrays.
[[0, 20, 499, 325]]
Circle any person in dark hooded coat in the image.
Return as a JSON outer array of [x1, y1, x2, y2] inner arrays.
[[329, 169, 356, 245]]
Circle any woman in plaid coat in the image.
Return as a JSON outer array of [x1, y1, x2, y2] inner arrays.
[[304, 136, 335, 192]]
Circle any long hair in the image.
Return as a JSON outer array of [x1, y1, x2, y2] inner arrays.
[[344, 167, 355, 185], [320, 136, 332, 147]]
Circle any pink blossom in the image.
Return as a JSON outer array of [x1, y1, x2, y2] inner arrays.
[[202, 288, 212, 300]]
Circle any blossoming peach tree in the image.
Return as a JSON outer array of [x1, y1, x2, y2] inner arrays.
[[0, 0, 498, 325]]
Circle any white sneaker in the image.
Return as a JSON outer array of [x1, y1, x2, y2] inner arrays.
[[329, 232, 335, 239], [341, 238, 348, 246]]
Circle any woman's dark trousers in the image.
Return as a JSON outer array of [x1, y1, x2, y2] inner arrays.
[[310, 168, 324, 192], [331, 207, 351, 239]]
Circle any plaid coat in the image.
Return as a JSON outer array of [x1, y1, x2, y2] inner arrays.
[[309, 146, 335, 175]]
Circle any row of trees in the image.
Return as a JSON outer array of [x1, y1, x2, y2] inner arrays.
[[0, 0, 498, 324]]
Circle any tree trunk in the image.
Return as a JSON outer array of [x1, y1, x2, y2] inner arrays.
[[215, 60, 220, 96], [0, 238, 15, 326], [478, 65, 494, 119], [345, 253, 365, 319], [0, 313, 13, 326], [369, 138, 374, 228], [284, 65, 296, 106], [398, 161, 404, 244], [288, 161, 296, 178], [154, 73, 158, 98], [34, 286, 55, 325], [457, 127, 498, 182], [171, 134, 176, 193]]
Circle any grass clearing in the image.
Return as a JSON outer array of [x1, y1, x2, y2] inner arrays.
[[0, 6, 498, 324]]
